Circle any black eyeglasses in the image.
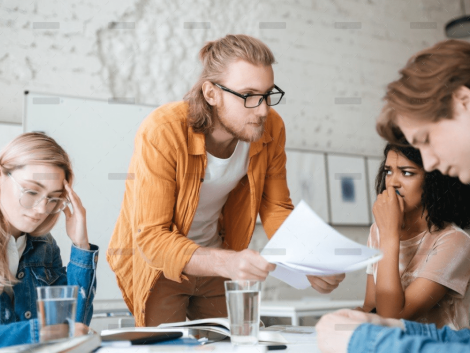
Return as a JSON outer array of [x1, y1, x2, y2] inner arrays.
[[214, 83, 285, 108]]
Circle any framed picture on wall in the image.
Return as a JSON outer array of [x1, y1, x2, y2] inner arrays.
[[366, 157, 382, 223], [327, 154, 371, 225], [285, 150, 330, 223]]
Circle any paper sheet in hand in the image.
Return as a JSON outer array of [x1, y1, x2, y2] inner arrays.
[[260, 200, 382, 289]]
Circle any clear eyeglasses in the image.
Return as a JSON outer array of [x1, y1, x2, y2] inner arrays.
[[8, 173, 69, 215]]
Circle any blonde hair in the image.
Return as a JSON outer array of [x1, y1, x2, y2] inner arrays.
[[0, 133, 74, 287], [377, 39, 470, 143], [184, 34, 276, 134]]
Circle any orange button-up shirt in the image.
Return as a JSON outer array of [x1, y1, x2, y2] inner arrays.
[[107, 101, 293, 326]]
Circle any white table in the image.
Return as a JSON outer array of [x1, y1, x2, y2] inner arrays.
[[261, 299, 363, 326], [96, 341, 320, 353], [91, 299, 364, 330]]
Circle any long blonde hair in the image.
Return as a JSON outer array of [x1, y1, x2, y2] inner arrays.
[[0, 132, 74, 287], [184, 34, 276, 134]]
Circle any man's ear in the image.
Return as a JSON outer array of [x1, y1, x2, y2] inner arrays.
[[453, 85, 470, 112], [202, 81, 218, 106]]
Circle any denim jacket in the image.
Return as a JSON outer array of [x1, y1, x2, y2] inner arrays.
[[349, 321, 470, 352], [0, 233, 99, 347]]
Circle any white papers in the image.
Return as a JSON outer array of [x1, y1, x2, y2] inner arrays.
[[261, 200, 382, 289], [260, 325, 316, 344]]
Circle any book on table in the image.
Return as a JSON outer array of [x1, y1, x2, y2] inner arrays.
[[101, 317, 316, 344]]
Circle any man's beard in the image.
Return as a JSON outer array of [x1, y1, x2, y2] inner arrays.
[[216, 110, 266, 143]]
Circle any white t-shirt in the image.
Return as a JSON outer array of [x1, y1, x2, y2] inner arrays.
[[187, 141, 250, 248], [0, 234, 26, 296]]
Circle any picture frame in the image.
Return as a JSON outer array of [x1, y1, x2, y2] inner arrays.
[[326, 154, 371, 225], [285, 149, 330, 223]]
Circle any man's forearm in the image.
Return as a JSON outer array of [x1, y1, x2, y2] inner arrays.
[[183, 247, 235, 278]]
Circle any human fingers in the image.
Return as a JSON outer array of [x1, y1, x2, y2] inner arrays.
[[316, 312, 356, 353], [64, 180, 84, 209], [62, 205, 72, 218], [231, 251, 271, 280], [64, 181, 87, 217], [307, 276, 339, 294], [74, 322, 89, 337], [397, 191, 405, 213], [249, 250, 276, 273], [40, 324, 69, 341], [317, 273, 346, 285], [386, 186, 399, 204]]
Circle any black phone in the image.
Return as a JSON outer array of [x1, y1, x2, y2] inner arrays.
[[101, 331, 183, 345]]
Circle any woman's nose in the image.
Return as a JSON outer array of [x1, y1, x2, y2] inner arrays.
[[389, 172, 401, 187], [33, 197, 48, 214]]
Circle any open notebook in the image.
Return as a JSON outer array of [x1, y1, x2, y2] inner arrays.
[[102, 318, 316, 344]]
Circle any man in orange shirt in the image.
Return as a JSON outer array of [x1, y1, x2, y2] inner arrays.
[[108, 34, 345, 327]]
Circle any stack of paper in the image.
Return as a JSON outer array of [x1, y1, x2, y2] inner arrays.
[[261, 201, 382, 289]]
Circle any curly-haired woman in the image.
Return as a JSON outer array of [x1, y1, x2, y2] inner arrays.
[[359, 140, 470, 329]]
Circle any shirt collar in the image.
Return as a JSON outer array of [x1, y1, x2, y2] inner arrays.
[[15, 233, 27, 249], [249, 128, 273, 157], [187, 128, 206, 156], [22, 233, 51, 257], [187, 126, 273, 157]]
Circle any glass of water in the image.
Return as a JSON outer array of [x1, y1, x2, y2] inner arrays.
[[36, 286, 78, 342], [224, 280, 261, 345]]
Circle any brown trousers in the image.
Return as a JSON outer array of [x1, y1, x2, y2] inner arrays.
[[144, 275, 229, 327]]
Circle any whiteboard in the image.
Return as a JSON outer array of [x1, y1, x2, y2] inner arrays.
[[24, 92, 156, 300]]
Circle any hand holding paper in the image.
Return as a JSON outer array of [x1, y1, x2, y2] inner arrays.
[[260, 201, 382, 289], [306, 273, 346, 294]]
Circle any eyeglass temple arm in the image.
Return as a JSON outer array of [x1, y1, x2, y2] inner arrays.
[[274, 85, 285, 94], [214, 83, 248, 99]]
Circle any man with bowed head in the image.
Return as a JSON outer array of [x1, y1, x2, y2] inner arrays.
[[317, 39, 470, 353], [108, 34, 345, 327]]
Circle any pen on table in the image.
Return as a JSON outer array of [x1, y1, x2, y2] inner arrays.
[[267, 345, 287, 351]]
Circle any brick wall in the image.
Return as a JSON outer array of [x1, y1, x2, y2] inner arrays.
[[0, 0, 462, 302]]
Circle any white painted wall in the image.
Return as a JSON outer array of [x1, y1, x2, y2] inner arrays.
[[0, 0, 462, 302], [0, 123, 22, 150]]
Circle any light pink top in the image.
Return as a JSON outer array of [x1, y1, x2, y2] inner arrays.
[[366, 223, 470, 329]]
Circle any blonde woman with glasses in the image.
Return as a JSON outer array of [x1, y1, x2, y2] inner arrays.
[[0, 132, 98, 347]]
